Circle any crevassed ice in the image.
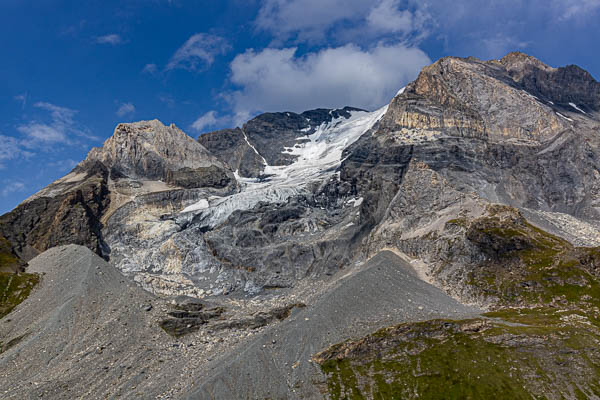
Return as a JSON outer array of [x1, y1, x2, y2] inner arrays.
[[182, 105, 388, 226]]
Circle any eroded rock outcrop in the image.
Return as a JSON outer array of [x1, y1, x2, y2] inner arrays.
[[0, 161, 110, 262], [0, 119, 237, 264]]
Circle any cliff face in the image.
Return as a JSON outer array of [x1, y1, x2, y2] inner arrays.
[[501, 51, 600, 112], [85, 120, 229, 181], [381, 55, 569, 142], [0, 162, 110, 262]]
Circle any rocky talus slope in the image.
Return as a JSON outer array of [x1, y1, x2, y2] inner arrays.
[[2, 51, 600, 399]]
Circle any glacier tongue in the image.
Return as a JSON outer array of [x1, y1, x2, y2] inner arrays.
[[182, 105, 388, 227]]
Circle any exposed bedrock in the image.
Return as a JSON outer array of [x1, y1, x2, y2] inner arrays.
[[0, 162, 110, 263], [199, 107, 367, 178], [0, 119, 238, 266]]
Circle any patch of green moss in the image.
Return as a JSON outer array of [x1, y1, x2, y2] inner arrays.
[[0, 272, 39, 319], [318, 310, 600, 400], [445, 218, 469, 228], [464, 211, 600, 309], [0, 236, 20, 271]]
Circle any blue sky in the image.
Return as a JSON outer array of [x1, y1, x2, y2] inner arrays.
[[1, 0, 600, 214]]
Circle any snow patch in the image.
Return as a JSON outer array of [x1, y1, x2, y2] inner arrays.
[[241, 128, 268, 166], [569, 103, 587, 114], [347, 197, 364, 207], [556, 112, 574, 122], [182, 199, 209, 213], [395, 87, 406, 97]]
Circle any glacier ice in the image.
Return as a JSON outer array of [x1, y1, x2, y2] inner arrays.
[[182, 105, 388, 227]]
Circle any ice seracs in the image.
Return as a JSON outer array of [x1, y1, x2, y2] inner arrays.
[[180, 106, 388, 227]]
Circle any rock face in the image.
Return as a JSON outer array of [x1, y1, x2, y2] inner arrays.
[[0, 161, 110, 262], [83, 119, 236, 193], [382, 55, 569, 142], [199, 107, 367, 178], [0, 119, 236, 265], [197, 128, 266, 178], [501, 51, 600, 112], [3, 52, 600, 399]]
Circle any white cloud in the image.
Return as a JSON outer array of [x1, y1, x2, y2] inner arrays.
[[17, 123, 68, 145], [0, 135, 33, 168], [48, 159, 79, 172], [166, 33, 230, 71], [142, 63, 158, 74], [254, 0, 600, 65], [367, 0, 422, 35], [116, 102, 136, 117], [96, 34, 124, 45], [34, 102, 77, 127], [17, 102, 98, 148], [255, 0, 430, 44], [227, 43, 430, 121], [191, 111, 221, 132], [555, 0, 600, 20], [256, 0, 372, 41], [1, 181, 26, 197]]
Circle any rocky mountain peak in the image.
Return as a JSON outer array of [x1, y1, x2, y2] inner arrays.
[[499, 51, 555, 75], [383, 53, 570, 142], [84, 119, 227, 182], [502, 56, 600, 112]]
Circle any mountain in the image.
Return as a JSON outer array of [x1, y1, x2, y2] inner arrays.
[[1, 52, 600, 399]]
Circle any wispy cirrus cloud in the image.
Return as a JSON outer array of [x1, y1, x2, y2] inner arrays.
[[555, 0, 600, 20], [0, 135, 33, 169], [191, 110, 224, 132], [116, 102, 136, 117], [1, 181, 26, 197], [142, 63, 159, 75], [166, 33, 231, 72], [14, 93, 28, 109], [95, 33, 124, 45], [17, 102, 99, 149]]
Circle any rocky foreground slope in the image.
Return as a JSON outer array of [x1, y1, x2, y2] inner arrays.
[[2, 51, 600, 399]]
